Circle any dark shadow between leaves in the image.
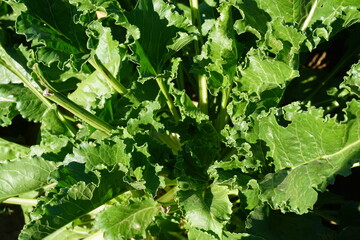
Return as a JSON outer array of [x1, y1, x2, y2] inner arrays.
[[280, 24, 360, 121], [247, 205, 325, 240]]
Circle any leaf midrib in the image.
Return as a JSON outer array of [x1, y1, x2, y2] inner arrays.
[[108, 204, 158, 231], [291, 138, 360, 170]]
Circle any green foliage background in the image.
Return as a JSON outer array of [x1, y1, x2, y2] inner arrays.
[[0, 0, 359, 239]]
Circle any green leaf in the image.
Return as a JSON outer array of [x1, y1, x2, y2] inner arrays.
[[1, 0, 359, 237], [0, 156, 56, 201], [242, 180, 263, 211], [68, 0, 102, 11], [241, 0, 359, 34], [208, 160, 255, 189], [309, 0, 360, 31], [124, 0, 197, 76], [177, 184, 232, 238], [223, 231, 266, 240], [89, 21, 122, 76], [304, 0, 360, 49], [340, 60, 360, 97], [171, 86, 209, 122], [42, 225, 90, 240], [250, 100, 360, 214], [95, 197, 160, 239], [0, 0, 26, 21], [234, 0, 271, 39], [0, 38, 50, 123], [19, 163, 129, 239], [256, 0, 309, 25], [235, 0, 360, 51], [228, 17, 305, 125], [174, 122, 220, 185], [41, 108, 69, 135], [65, 133, 164, 196], [194, 0, 239, 93], [64, 135, 131, 172], [264, 17, 306, 61], [127, 148, 164, 196], [0, 84, 47, 123], [166, 57, 208, 122], [0, 42, 30, 85], [14, 0, 88, 69], [30, 108, 71, 157], [69, 22, 124, 111], [68, 0, 121, 12], [0, 58, 23, 84], [36, 65, 83, 93], [186, 123, 220, 170], [126, 101, 163, 134], [188, 228, 265, 240], [0, 137, 29, 160], [188, 228, 217, 240], [0, 100, 17, 127], [68, 69, 114, 111], [237, 49, 299, 96]]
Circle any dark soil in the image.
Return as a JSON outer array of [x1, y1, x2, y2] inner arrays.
[[0, 204, 25, 240]]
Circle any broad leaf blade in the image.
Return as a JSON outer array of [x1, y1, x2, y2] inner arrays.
[[68, 69, 114, 111], [14, 0, 88, 68], [238, 49, 299, 96], [0, 137, 29, 160], [251, 100, 360, 213], [256, 0, 309, 25], [0, 157, 56, 201], [0, 59, 23, 84], [95, 197, 160, 239], [19, 163, 129, 239], [234, 0, 270, 39], [310, 0, 360, 31], [64, 136, 131, 172], [177, 184, 232, 238], [188, 228, 217, 240], [0, 84, 47, 123]]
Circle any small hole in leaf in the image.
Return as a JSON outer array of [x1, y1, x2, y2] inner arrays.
[[275, 110, 291, 127]]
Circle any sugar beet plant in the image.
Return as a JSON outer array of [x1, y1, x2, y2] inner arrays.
[[0, 0, 360, 239]]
